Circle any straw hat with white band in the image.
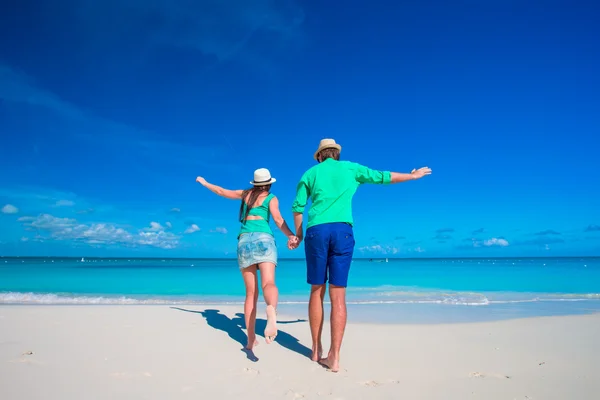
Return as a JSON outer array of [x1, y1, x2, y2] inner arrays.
[[314, 138, 342, 161]]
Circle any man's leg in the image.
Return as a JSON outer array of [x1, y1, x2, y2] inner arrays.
[[304, 225, 329, 361], [320, 223, 354, 372], [309, 284, 326, 361], [321, 284, 346, 372]]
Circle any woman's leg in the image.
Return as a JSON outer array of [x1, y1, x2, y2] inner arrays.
[[258, 262, 278, 308], [241, 265, 259, 349], [258, 262, 278, 343]]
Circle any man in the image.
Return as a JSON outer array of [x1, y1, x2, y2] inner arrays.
[[290, 138, 431, 372]]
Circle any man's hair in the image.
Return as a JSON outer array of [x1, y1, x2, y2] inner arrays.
[[317, 148, 340, 163]]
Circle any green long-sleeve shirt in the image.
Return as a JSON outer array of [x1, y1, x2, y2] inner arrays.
[[292, 158, 391, 228]]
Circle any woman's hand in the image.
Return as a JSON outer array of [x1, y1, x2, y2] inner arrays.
[[196, 176, 207, 186], [410, 167, 432, 180], [287, 235, 300, 250]]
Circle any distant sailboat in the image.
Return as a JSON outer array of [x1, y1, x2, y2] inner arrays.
[[81, 257, 85, 262], [371, 258, 390, 263]]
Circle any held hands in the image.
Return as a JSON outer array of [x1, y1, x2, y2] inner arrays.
[[196, 176, 207, 186], [410, 167, 432, 180], [287, 235, 301, 250]]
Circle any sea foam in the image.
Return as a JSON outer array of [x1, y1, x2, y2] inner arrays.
[[1, 291, 599, 306]]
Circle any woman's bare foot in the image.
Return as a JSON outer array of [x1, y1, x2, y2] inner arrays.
[[264, 305, 278, 344], [311, 345, 323, 362], [318, 357, 340, 373], [246, 337, 259, 350]]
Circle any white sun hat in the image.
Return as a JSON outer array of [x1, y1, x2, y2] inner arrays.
[[313, 138, 342, 160], [250, 168, 276, 186]]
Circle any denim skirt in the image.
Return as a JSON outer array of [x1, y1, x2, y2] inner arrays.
[[237, 232, 278, 270]]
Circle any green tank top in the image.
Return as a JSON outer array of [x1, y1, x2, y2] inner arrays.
[[238, 193, 275, 237]]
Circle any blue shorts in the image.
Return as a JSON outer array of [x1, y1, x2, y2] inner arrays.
[[304, 223, 355, 287], [237, 232, 278, 270]]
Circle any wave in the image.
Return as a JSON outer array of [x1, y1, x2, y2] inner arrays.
[[1, 291, 600, 306], [0, 292, 212, 305], [348, 285, 600, 304]]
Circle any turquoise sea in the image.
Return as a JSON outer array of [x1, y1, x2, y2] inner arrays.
[[1, 257, 599, 323]]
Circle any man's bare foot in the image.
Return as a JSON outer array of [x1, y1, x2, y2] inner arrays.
[[311, 345, 323, 362], [318, 357, 340, 373], [264, 305, 277, 344]]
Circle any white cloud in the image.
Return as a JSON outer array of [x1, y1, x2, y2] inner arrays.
[[359, 244, 399, 255], [211, 227, 228, 234], [483, 238, 510, 247], [55, 199, 75, 207], [1, 204, 18, 214], [136, 230, 179, 249], [170, 208, 181, 213], [17, 213, 180, 249], [185, 224, 201, 234], [19, 214, 77, 230], [146, 222, 165, 232], [20, 237, 29, 242], [468, 238, 482, 248], [413, 247, 425, 253], [166, 222, 172, 228], [0, 187, 96, 213], [467, 237, 510, 248]]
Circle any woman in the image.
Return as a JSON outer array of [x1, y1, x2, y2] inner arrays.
[[196, 168, 297, 349]]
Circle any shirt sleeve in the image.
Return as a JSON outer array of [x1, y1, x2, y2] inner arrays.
[[291, 175, 310, 213], [354, 163, 392, 184]]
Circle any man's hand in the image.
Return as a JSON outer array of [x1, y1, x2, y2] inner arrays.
[[410, 167, 432, 179], [196, 176, 207, 185], [287, 235, 301, 250]]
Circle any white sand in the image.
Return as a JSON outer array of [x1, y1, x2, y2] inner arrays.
[[1, 305, 598, 399]]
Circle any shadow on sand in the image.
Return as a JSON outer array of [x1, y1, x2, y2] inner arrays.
[[172, 307, 311, 362]]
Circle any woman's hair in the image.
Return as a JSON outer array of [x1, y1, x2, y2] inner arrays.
[[317, 148, 340, 163], [239, 184, 272, 222]]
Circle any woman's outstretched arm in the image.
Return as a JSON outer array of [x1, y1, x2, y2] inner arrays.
[[196, 176, 243, 200]]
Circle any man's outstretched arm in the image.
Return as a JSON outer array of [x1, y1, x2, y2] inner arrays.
[[390, 167, 432, 183], [355, 165, 432, 184]]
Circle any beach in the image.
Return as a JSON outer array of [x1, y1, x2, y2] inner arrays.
[[1, 305, 598, 399]]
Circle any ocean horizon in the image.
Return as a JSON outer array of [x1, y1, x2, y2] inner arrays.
[[2, 255, 599, 260]]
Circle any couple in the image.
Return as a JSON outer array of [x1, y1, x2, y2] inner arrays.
[[196, 138, 431, 372]]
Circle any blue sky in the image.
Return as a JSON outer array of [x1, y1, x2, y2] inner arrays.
[[0, 0, 599, 258]]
